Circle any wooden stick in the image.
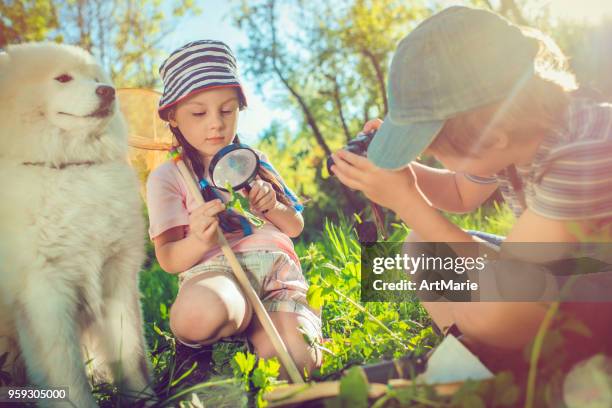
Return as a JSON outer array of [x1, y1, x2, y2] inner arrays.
[[264, 378, 464, 407], [174, 158, 304, 384]]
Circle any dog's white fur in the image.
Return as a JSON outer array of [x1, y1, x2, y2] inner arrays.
[[0, 42, 152, 407]]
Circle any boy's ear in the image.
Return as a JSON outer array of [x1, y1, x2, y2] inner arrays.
[[488, 129, 510, 150]]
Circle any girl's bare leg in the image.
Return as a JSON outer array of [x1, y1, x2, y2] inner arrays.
[[169, 272, 253, 346], [247, 311, 322, 380]]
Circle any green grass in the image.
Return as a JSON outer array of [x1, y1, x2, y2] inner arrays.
[[124, 204, 521, 406], [2, 203, 591, 407]]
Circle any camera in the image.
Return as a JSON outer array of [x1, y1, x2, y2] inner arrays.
[[325, 129, 387, 243], [326, 129, 377, 176]]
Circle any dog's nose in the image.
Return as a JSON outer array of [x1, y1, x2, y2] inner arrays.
[[96, 85, 115, 102]]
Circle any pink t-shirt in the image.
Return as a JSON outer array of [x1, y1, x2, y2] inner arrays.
[[146, 153, 300, 267]]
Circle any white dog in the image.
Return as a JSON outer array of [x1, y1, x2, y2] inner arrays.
[[0, 42, 152, 407]]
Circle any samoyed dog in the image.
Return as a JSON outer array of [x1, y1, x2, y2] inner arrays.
[[0, 43, 152, 407]]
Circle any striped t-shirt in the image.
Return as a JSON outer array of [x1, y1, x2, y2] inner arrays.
[[466, 95, 612, 221]]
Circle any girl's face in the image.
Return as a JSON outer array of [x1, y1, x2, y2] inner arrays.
[[169, 87, 240, 162]]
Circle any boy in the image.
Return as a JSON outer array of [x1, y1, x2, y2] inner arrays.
[[331, 6, 612, 364]]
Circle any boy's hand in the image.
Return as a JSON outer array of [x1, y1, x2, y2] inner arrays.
[[248, 179, 277, 213], [189, 199, 224, 244], [363, 118, 383, 133], [330, 149, 422, 213]]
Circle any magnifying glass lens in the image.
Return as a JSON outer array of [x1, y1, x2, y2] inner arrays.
[[211, 148, 259, 190]]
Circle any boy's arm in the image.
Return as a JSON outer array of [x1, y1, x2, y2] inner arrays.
[[411, 161, 498, 213]]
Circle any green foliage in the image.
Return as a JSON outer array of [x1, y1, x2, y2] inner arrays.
[[231, 351, 281, 406], [2, 203, 603, 406], [235, 0, 434, 230], [0, 0, 59, 46], [298, 217, 435, 377], [338, 366, 370, 407], [1, 0, 201, 87], [139, 239, 178, 337], [225, 182, 265, 227]]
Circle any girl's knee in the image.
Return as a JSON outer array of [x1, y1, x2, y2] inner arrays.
[[170, 277, 251, 344], [169, 289, 231, 344], [248, 313, 322, 377]]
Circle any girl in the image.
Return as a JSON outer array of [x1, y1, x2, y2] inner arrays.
[[331, 6, 612, 369], [146, 40, 322, 379]]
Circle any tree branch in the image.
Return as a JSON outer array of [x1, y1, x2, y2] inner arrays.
[[361, 48, 388, 115], [268, 0, 332, 156], [325, 73, 352, 143]]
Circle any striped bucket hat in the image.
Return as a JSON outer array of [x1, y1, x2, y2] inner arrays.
[[157, 40, 247, 121]]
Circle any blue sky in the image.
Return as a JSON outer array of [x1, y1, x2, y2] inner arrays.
[[156, 0, 612, 143]]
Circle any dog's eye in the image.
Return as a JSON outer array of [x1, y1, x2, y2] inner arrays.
[[55, 74, 73, 83]]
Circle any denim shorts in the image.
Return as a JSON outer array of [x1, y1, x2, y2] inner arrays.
[[465, 230, 505, 247]]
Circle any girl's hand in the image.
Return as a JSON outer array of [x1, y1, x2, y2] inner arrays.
[[363, 118, 383, 133], [248, 179, 277, 213], [330, 149, 421, 213], [189, 199, 225, 244]]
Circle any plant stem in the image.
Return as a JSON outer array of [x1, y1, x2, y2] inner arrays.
[[156, 378, 240, 406], [525, 301, 560, 408], [321, 278, 410, 351]]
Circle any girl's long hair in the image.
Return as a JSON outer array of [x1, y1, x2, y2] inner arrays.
[[169, 126, 297, 209]]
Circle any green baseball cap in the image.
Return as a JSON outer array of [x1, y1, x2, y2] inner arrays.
[[367, 6, 537, 169]]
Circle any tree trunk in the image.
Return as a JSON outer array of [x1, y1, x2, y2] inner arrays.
[[362, 49, 388, 115], [267, 0, 363, 213], [329, 75, 352, 143], [268, 0, 331, 156]]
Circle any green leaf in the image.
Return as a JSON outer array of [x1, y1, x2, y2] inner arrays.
[[339, 366, 369, 408], [251, 368, 268, 389], [170, 361, 197, 387], [225, 182, 264, 227], [232, 351, 256, 376], [307, 285, 324, 309], [354, 213, 363, 224], [159, 302, 168, 320]]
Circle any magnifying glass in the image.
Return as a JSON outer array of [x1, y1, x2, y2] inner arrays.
[[208, 143, 260, 192]]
